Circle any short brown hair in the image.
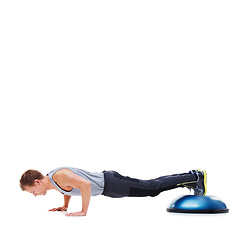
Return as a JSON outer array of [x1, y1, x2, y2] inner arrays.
[[20, 170, 44, 191]]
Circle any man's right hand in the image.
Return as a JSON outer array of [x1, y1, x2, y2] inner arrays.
[[48, 206, 68, 212]]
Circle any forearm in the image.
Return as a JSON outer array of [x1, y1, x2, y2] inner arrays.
[[63, 195, 71, 207], [81, 183, 91, 215], [63, 174, 92, 217]]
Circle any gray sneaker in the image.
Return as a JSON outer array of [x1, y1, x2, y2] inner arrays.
[[189, 169, 207, 196]]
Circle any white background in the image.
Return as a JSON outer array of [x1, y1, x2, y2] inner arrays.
[[0, 0, 239, 239]]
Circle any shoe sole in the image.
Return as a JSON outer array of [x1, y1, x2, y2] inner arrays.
[[202, 170, 207, 196], [197, 169, 207, 196]]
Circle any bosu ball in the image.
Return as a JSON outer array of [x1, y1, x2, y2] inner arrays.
[[167, 195, 229, 214]]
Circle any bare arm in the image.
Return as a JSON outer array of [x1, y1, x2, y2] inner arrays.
[[63, 195, 71, 208], [54, 170, 91, 216], [78, 181, 91, 215]]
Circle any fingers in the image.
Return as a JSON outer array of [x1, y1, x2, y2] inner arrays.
[[65, 211, 86, 217], [48, 208, 58, 211], [61, 207, 67, 212], [49, 207, 60, 211], [65, 213, 73, 216], [48, 207, 67, 212], [66, 212, 79, 217]]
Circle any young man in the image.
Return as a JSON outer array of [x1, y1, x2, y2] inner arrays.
[[20, 167, 207, 216]]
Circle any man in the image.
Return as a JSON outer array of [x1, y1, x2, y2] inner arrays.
[[20, 167, 207, 216]]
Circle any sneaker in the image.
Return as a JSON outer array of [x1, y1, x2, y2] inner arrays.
[[189, 169, 207, 196]]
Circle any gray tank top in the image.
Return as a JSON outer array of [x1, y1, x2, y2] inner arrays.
[[47, 167, 104, 196]]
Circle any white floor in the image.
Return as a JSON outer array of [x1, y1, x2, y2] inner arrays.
[[3, 186, 237, 240]]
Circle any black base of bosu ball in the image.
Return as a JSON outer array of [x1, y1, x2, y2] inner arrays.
[[167, 195, 229, 214]]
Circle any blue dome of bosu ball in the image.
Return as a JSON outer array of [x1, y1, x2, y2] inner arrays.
[[167, 195, 229, 214]]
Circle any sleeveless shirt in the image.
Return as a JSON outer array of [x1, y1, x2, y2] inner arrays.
[[47, 167, 104, 196]]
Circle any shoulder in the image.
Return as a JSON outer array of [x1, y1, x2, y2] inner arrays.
[[52, 168, 90, 188], [53, 168, 75, 182]]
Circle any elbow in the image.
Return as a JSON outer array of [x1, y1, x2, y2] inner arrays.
[[85, 181, 91, 190], [87, 182, 91, 195], [79, 181, 91, 193], [85, 181, 91, 195]]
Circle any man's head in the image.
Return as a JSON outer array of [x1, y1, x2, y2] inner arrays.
[[20, 170, 48, 196]]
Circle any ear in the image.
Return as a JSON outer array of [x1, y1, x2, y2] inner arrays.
[[35, 179, 41, 185]]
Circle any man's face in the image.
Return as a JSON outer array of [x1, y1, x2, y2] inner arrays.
[[24, 179, 47, 196]]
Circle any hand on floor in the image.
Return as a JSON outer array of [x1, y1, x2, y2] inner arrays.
[[65, 211, 86, 217], [48, 206, 68, 212]]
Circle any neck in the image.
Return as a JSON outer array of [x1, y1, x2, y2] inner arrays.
[[43, 176, 56, 190]]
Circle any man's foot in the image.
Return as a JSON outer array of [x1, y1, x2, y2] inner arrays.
[[189, 169, 207, 196]]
